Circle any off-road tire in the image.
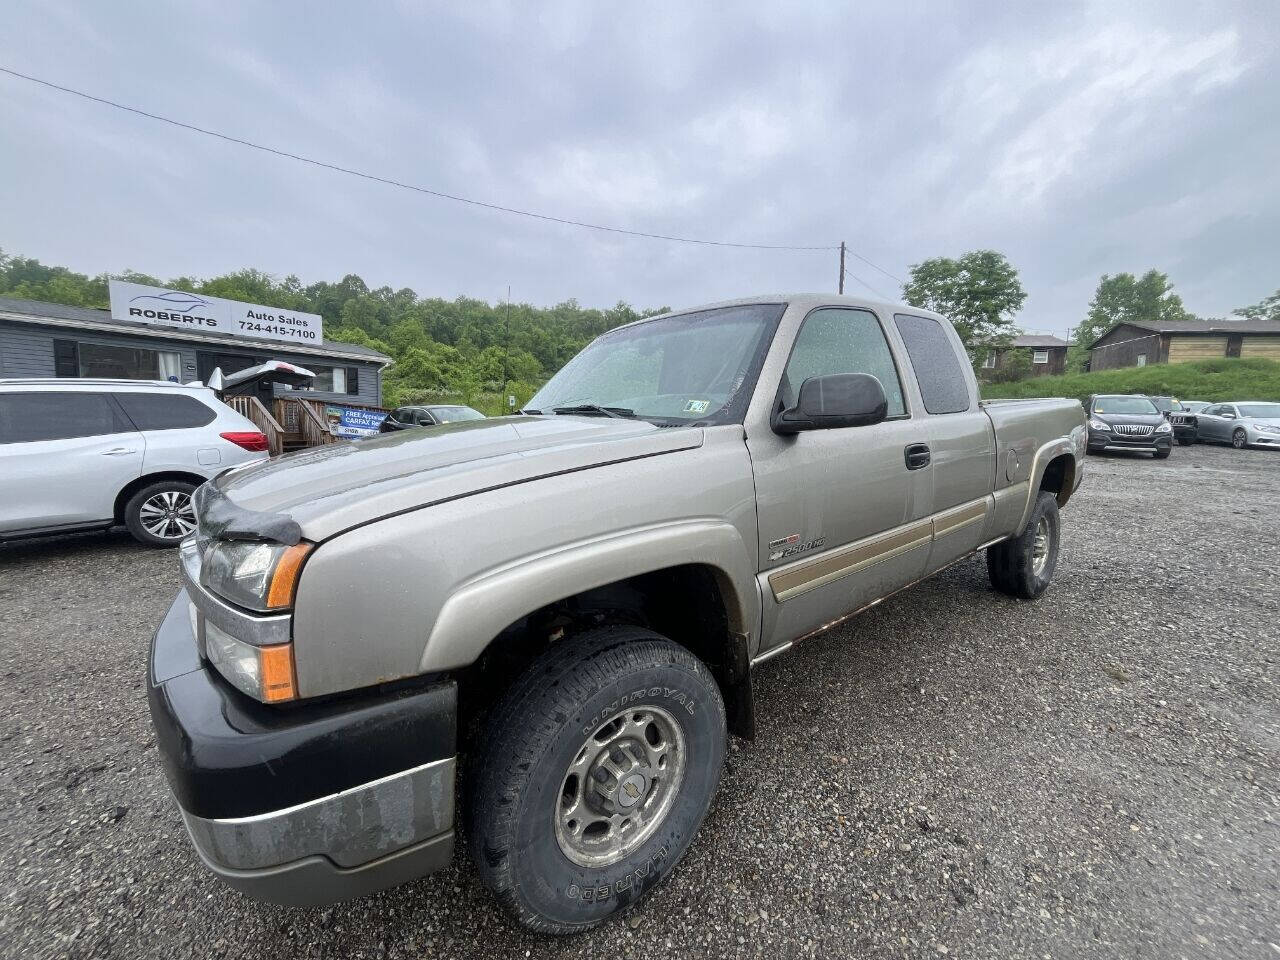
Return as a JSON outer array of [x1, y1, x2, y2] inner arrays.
[[123, 480, 198, 548], [986, 491, 1060, 600], [467, 626, 727, 934], [1177, 437, 1193, 446], [1154, 446, 1171, 459]]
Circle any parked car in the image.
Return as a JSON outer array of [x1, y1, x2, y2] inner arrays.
[[1085, 394, 1174, 458], [1194, 401, 1280, 449], [0, 379, 268, 546], [379, 403, 486, 432], [148, 294, 1085, 932], [1146, 395, 1197, 445]]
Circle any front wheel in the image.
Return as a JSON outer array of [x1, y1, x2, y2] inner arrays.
[[987, 491, 1060, 600], [468, 626, 727, 933], [1232, 428, 1248, 449], [1154, 446, 1171, 459], [1177, 437, 1193, 446], [124, 481, 198, 547]]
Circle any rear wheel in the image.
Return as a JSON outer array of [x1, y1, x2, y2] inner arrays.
[[468, 626, 727, 933], [1232, 428, 1248, 449], [124, 481, 197, 547], [987, 491, 1060, 600]]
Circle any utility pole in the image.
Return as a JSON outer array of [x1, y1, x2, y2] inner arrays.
[[838, 241, 846, 294]]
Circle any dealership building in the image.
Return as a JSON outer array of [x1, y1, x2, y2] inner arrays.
[[0, 293, 391, 406]]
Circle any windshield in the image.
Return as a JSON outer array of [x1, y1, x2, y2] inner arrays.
[[1148, 397, 1178, 412], [526, 303, 785, 424], [431, 406, 485, 423], [1238, 403, 1280, 419], [1093, 396, 1158, 415]]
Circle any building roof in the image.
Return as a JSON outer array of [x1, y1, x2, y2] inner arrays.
[[1011, 334, 1069, 348], [0, 295, 392, 364], [1088, 317, 1280, 349]]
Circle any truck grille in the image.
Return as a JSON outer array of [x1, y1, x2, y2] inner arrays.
[[1114, 424, 1153, 436], [1170, 414, 1192, 425]]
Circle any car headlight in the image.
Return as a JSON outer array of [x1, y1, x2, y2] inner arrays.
[[1155, 421, 1172, 433], [203, 617, 297, 702], [201, 540, 312, 612], [1089, 419, 1111, 431], [1253, 423, 1280, 434]]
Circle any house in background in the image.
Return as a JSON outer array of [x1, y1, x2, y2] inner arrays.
[[981, 334, 1069, 377], [1088, 318, 1280, 371]]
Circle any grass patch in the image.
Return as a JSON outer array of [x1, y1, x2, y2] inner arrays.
[[980, 358, 1280, 406]]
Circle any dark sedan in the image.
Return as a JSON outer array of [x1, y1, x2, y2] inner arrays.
[[379, 404, 486, 432], [1085, 394, 1174, 459]]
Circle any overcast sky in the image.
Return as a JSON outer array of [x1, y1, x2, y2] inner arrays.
[[2, 1, 1276, 336]]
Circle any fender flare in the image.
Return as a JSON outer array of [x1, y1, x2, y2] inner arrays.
[[418, 518, 761, 674], [1015, 436, 1079, 532]]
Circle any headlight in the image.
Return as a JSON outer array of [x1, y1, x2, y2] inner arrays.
[[1088, 419, 1111, 431], [204, 617, 297, 702], [1254, 423, 1280, 434], [1155, 421, 1172, 433], [201, 540, 312, 612]]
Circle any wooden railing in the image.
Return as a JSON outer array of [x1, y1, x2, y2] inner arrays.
[[223, 394, 286, 456], [294, 398, 338, 448]]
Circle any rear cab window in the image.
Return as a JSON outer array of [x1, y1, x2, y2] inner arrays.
[[0, 391, 134, 443], [116, 392, 216, 431], [892, 314, 972, 415]]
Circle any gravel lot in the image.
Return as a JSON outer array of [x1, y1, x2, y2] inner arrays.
[[2, 443, 1277, 960]]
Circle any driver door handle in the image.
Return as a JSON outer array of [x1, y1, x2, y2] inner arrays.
[[101, 447, 138, 456], [904, 443, 931, 470]]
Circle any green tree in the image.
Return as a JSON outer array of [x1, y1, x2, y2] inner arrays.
[[1076, 270, 1194, 349], [1234, 289, 1279, 322], [902, 250, 1026, 359]]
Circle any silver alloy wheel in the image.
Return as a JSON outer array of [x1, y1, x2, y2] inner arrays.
[[1232, 429, 1247, 449], [554, 705, 686, 868], [138, 490, 196, 541], [1031, 515, 1051, 577]]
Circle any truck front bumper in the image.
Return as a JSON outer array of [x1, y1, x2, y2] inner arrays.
[[147, 591, 457, 907]]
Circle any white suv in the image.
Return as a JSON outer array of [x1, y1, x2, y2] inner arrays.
[[0, 379, 269, 547]]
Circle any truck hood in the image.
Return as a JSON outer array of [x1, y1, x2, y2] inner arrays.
[[210, 415, 704, 541]]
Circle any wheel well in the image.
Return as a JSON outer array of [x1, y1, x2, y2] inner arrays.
[[113, 472, 208, 522], [457, 563, 754, 749], [1039, 453, 1077, 508]]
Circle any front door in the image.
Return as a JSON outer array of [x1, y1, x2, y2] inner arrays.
[[1197, 404, 1234, 442], [0, 391, 144, 532], [747, 306, 933, 648]]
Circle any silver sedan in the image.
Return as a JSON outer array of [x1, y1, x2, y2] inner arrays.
[[1194, 402, 1280, 449]]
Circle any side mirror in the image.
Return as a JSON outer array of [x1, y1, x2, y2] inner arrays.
[[772, 373, 888, 435]]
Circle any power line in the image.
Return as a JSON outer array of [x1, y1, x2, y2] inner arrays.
[[2, 65, 845, 253]]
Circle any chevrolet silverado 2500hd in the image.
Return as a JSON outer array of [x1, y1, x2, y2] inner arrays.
[[148, 294, 1086, 933]]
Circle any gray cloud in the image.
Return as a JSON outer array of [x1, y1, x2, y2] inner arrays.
[[1, 0, 1275, 334]]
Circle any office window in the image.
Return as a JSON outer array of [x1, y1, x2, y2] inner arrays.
[[982, 353, 996, 369], [1032, 349, 1049, 364], [304, 366, 357, 394], [78, 342, 182, 382]]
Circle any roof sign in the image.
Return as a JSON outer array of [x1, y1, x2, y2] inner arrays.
[[108, 280, 323, 346]]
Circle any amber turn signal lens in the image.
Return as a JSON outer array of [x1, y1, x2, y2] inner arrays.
[[266, 542, 313, 609], [259, 643, 297, 703]]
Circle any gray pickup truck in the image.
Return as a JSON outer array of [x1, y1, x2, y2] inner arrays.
[[148, 294, 1085, 933]]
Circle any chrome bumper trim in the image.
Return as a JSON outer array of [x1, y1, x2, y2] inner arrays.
[[751, 641, 793, 667], [179, 539, 290, 647], [182, 756, 455, 871], [1102, 444, 1159, 453]]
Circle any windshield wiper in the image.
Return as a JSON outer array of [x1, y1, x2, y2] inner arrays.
[[552, 404, 634, 419]]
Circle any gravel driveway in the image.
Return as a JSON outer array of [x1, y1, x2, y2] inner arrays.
[[2, 444, 1276, 959]]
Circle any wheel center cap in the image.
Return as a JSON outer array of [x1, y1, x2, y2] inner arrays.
[[618, 772, 646, 808]]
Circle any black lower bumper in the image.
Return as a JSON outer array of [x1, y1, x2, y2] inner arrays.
[[147, 591, 458, 904]]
